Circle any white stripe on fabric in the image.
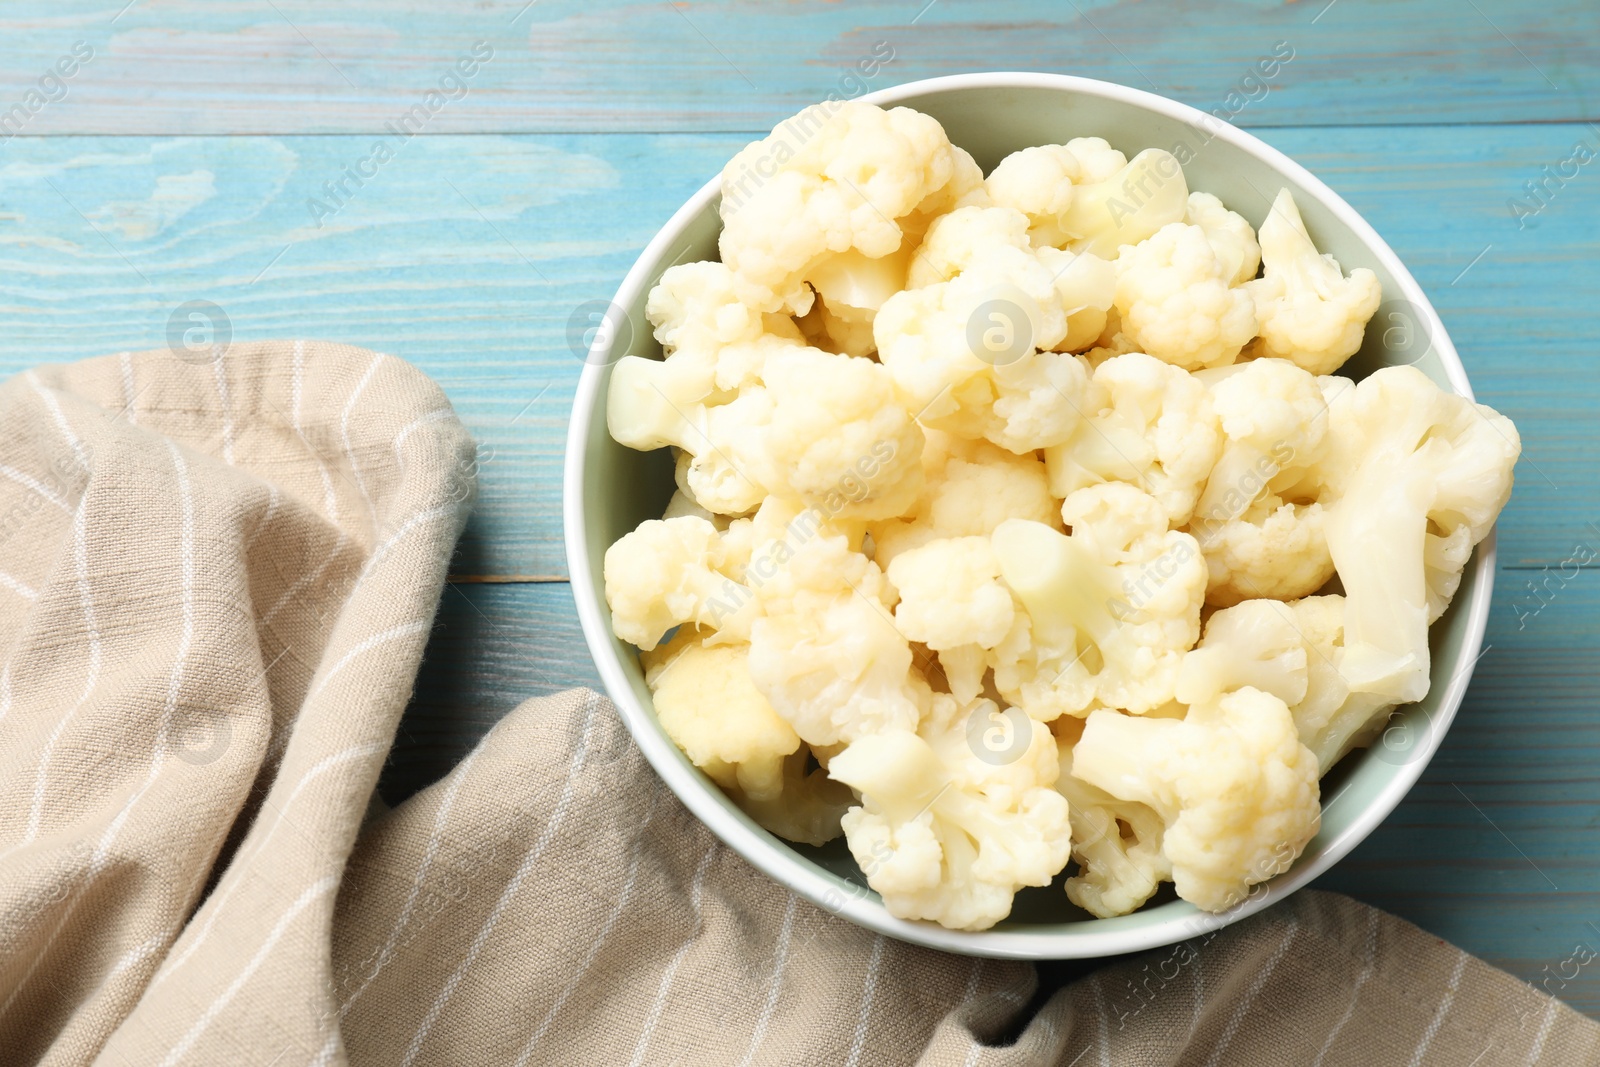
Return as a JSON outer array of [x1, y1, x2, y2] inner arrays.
[[157, 875, 339, 1067], [307, 1031, 340, 1067], [1408, 949, 1469, 1067], [0, 463, 72, 512], [511, 796, 662, 1067], [391, 408, 455, 466], [244, 485, 280, 554], [1091, 973, 1110, 1067], [843, 934, 886, 1067], [1202, 919, 1301, 1067], [962, 957, 985, 1004], [290, 340, 338, 521], [0, 442, 194, 1023], [341, 742, 488, 1014], [735, 892, 799, 1067], [399, 694, 602, 1067], [1312, 908, 1379, 1067], [153, 741, 384, 988], [1527, 997, 1559, 1064], [27, 372, 90, 471], [259, 532, 348, 628], [356, 503, 459, 586], [23, 479, 101, 845], [340, 351, 385, 522], [0, 665, 12, 726], [119, 352, 138, 425], [212, 357, 235, 465], [625, 842, 719, 1067], [0, 572, 38, 601], [303, 619, 430, 708]]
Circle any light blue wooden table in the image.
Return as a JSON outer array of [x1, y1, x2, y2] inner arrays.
[[3, 0, 1597, 1016]]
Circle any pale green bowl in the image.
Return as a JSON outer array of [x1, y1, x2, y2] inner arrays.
[[564, 73, 1494, 959]]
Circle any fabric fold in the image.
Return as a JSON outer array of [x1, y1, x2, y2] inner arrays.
[[0, 341, 474, 1064]]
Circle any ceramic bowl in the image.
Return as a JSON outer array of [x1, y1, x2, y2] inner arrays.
[[564, 72, 1493, 958]]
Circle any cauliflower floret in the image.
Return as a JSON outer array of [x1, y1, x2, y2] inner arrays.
[[1175, 599, 1309, 710], [828, 696, 1071, 930], [1050, 716, 1170, 919], [1243, 188, 1382, 374], [1194, 498, 1334, 607], [990, 484, 1206, 719], [754, 347, 925, 520], [1055, 148, 1190, 259], [1279, 595, 1396, 773], [1314, 366, 1519, 702], [1113, 223, 1257, 370], [870, 431, 1059, 567], [608, 354, 774, 514], [875, 275, 1094, 453], [887, 537, 1015, 703], [1186, 357, 1336, 604], [902, 205, 1118, 351], [642, 629, 801, 799], [1043, 352, 1223, 526], [747, 535, 925, 747], [797, 245, 916, 357], [1174, 596, 1395, 775], [1184, 191, 1260, 287], [717, 102, 964, 312], [1069, 687, 1321, 912], [984, 144, 1082, 248], [604, 517, 755, 649], [734, 749, 855, 846], [646, 260, 807, 389]]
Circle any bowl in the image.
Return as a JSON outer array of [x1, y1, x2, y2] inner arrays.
[[564, 72, 1494, 959]]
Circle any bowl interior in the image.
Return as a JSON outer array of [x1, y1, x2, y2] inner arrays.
[[572, 77, 1488, 954]]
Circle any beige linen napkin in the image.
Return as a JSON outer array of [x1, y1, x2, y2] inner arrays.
[[0, 342, 1596, 1066]]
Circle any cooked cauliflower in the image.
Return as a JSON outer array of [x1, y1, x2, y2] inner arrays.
[[1052, 716, 1170, 919], [1188, 357, 1337, 604], [1314, 365, 1519, 702], [829, 695, 1071, 930], [1055, 147, 1190, 259], [754, 346, 925, 520], [1043, 352, 1223, 526], [990, 484, 1206, 719], [1113, 222, 1257, 370], [875, 264, 1096, 452], [604, 517, 754, 649], [747, 534, 925, 747], [870, 431, 1059, 567], [1244, 188, 1382, 374], [642, 629, 801, 799], [600, 102, 1523, 931], [1175, 596, 1395, 774], [1184, 191, 1261, 287], [887, 536, 1015, 703], [1070, 686, 1321, 912], [718, 101, 966, 313]]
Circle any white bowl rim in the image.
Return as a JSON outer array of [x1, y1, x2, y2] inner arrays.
[[563, 71, 1495, 959]]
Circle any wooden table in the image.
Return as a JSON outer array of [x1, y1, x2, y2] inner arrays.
[[3, 0, 1597, 1016]]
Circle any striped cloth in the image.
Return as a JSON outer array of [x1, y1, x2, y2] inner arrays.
[[0, 342, 1594, 1066]]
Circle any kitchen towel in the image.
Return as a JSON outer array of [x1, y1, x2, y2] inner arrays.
[[0, 341, 1593, 1065]]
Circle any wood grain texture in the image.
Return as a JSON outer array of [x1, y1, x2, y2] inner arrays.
[[2, 0, 1597, 1024], [0, 0, 1595, 133], [0, 126, 1593, 576]]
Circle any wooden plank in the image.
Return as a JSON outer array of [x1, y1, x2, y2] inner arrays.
[[0, 0, 1594, 134], [380, 580, 599, 805], [0, 124, 1593, 577]]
